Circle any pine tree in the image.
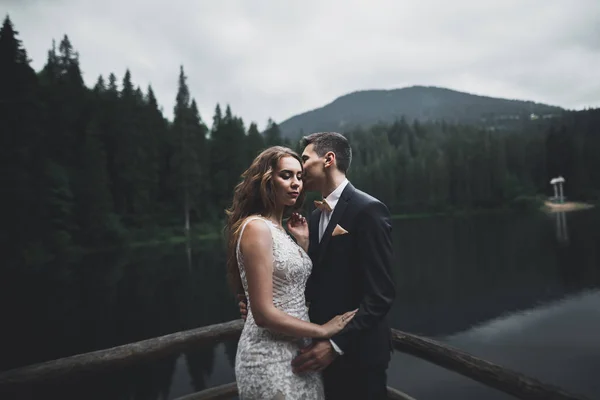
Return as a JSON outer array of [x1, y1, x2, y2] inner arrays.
[[171, 67, 208, 232], [39, 34, 88, 168], [209, 104, 247, 215], [0, 16, 45, 264], [113, 69, 153, 221], [94, 75, 106, 93], [246, 122, 265, 163], [211, 104, 222, 136], [264, 118, 283, 146], [189, 99, 209, 219], [95, 72, 121, 216], [145, 85, 168, 221], [208, 103, 228, 213], [74, 119, 118, 244]]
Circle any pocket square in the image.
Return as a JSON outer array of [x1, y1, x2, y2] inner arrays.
[[332, 224, 349, 236]]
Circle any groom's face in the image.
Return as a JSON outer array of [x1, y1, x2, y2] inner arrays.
[[301, 144, 326, 191]]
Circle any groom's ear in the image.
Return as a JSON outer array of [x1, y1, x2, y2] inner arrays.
[[324, 151, 336, 168]]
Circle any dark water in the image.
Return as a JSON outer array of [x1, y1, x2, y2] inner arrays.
[[2, 210, 600, 399]]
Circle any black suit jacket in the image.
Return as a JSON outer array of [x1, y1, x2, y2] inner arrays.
[[306, 182, 396, 367]]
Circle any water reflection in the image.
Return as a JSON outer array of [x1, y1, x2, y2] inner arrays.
[[389, 290, 600, 400], [1, 209, 599, 399], [555, 210, 570, 244], [389, 210, 599, 338]]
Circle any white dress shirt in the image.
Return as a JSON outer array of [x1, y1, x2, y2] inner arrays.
[[318, 178, 349, 242], [317, 178, 350, 355]]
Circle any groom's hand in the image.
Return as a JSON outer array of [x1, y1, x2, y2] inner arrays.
[[237, 294, 248, 321], [291, 340, 337, 374]]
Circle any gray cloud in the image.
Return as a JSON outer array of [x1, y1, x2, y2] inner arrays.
[[5, 0, 600, 128]]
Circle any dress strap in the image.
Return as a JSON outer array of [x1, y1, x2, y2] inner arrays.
[[236, 216, 273, 255]]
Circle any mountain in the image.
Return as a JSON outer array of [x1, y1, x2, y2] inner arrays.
[[277, 86, 564, 139]]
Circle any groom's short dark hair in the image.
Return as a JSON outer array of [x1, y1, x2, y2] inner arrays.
[[301, 132, 352, 173]]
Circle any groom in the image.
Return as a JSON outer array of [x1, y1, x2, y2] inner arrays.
[[293, 131, 395, 399], [240, 131, 396, 399]]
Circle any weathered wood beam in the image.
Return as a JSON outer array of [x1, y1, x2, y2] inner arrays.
[[391, 329, 590, 400], [0, 319, 244, 387]]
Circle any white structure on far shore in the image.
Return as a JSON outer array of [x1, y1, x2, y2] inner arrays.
[[550, 176, 566, 203]]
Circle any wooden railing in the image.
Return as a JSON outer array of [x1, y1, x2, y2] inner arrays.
[[0, 320, 590, 400]]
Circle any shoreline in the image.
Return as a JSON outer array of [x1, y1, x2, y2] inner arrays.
[[542, 201, 595, 213], [73, 203, 598, 253]]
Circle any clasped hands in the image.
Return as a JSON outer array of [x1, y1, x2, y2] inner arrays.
[[237, 295, 339, 373]]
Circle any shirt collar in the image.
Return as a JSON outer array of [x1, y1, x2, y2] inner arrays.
[[324, 178, 349, 212]]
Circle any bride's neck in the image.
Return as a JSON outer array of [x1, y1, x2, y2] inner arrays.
[[263, 207, 284, 228]]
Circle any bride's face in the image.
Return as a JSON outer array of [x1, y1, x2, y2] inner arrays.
[[272, 156, 303, 207]]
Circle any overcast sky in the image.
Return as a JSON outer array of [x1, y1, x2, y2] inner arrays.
[[4, 0, 600, 129]]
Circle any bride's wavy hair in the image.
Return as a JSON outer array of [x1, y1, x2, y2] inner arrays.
[[224, 146, 306, 295]]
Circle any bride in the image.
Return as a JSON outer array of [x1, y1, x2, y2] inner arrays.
[[225, 146, 357, 399]]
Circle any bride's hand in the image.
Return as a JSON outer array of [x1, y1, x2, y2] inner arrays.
[[287, 212, 308, 243], [320, 309, 358, 338]]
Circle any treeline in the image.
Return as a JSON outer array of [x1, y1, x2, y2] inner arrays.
[[345, 111, 600, 213], [2, 16, 600, 267], [1, 17, 288, 266]]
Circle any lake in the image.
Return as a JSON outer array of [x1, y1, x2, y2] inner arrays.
[[2, 209, 599, 399]]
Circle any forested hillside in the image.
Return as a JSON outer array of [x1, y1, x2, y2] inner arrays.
[[278, 86, 563, 138]]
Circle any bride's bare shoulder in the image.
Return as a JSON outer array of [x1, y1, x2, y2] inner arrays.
[[239, 216, 272, 245]]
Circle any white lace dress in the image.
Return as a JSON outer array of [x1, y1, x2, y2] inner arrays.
[[235, 216, 325, 400]]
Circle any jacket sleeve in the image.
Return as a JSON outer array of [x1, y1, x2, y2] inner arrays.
[[330, 200, 396, 352], [305, 208, 321, 303]]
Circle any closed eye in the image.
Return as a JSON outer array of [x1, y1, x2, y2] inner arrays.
[[280, 170, 302, 179]]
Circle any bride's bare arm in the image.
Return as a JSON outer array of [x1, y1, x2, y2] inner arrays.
[[241, 220, 354, 338]]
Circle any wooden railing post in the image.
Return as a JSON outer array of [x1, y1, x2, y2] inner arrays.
[[390, 329, 590, 400]]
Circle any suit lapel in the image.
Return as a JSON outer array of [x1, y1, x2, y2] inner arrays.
[[308, 208, 321, 260], [314, 183, 355, 267]]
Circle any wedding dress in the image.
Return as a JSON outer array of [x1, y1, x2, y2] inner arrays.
[[235, 216, 325, 400]]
